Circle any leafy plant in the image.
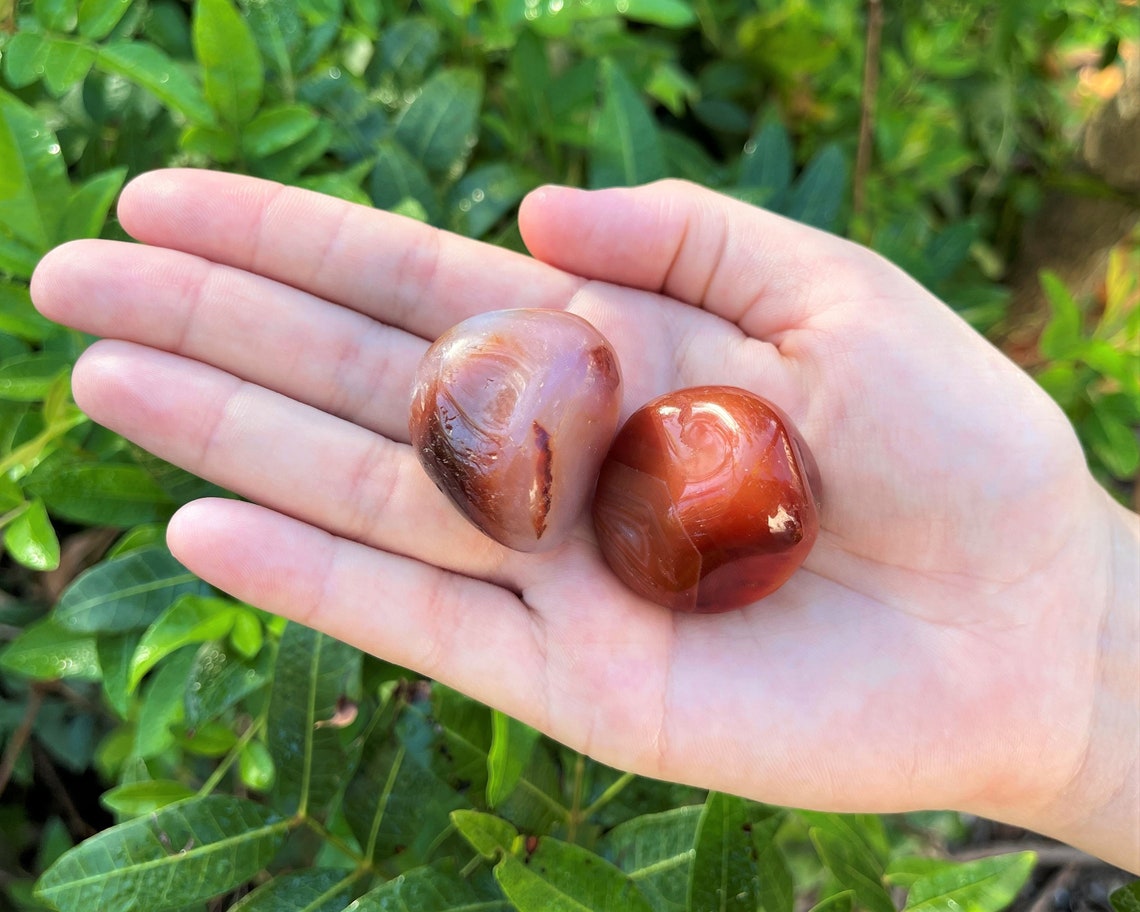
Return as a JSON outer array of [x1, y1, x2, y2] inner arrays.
[[1, 0, 1137, 909]]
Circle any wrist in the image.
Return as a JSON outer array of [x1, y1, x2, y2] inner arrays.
[[1027, 486, 1139, 871]]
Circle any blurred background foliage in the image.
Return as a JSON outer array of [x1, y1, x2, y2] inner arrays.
[[0, 0, 1138, 910]]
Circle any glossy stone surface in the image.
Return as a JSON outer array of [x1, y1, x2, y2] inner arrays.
[[592, 386, 821, 612], [410, 309, 622, 552]]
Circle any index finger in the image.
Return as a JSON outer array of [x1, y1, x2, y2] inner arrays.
[[117, 169, 583, 340]]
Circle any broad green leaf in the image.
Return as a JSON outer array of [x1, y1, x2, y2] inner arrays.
[[808, 891, 855, 912], [35, 795, 291, 912], [1038, 271, 1083, 360], [129, 595, 239, 691], [184, 641, 272, 729], [108, 523, 168, 558], [0, 233, 43, 279], [740, 113, 793, 204], [266, 623, 361, 816], [78, 0, 134, 38], [3, 30, 52, 89], [448, 163, 537, 240], [0, 616, 100, 680], [241, 104, 319, 157], [589, 59, 666, 189], [34, 0, 78, 30], [57, 167, 127, 243], [178, 719, 239, 756], [394, 68, 483, 178], [804, 813, 893, 912], [55, 546, 208, 634], [905, 852, 1035, 912], [193, 0, 264, 125], [98, 631, 141, 717], [230, 868, 358, 912], [0, 352, 71, 401], [369, 139, 440, 221], [26, 462, 177, 526], [495, 835, 655, 912], [688, 793, 760, 912], [785, 143, 847, 231], [344, 697, 468, 863], [884, 857, 957, 889], [603, 805, 702, 912], [3, 496, 60, 570], [101, 780, 197, 816], [0, 89, 69, 255], [0, 281, 55, 341], [180, 123, 238, 162], [297, 172, 372, 206], [451, 809, 519, 860], [753, 811, 793, 912], [1110, 881, 1140, 912], [97, 42, 215, 125], [41, 37, 98, 96], [133, 642, 198, 756], [229, 607, 264, 658], [487, 709, 542, 807], [1089, 403, 1140, 478], [350, 861, 509, 911], [375, 17, 440, 82]]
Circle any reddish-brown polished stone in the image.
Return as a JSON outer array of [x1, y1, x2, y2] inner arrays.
[[410, 309, 622, 552], [592, 387, 821, 612]]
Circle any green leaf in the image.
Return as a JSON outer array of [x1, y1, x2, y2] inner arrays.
[[4, 497, 60, 570], [369, 139, 440, 222], [0, 89, 69, 256], [754, 811, 793, 912], [55, 546, 209, 634], [229, 607, 264, 659], [375, 17, 440, 82], [487, 709, 542, 807], [351, 861, 508, 910], [688, 793, 761, 912], [785, 143, 848, 231], [101, 780, 197, 817], [58, 167, 128, 243], [266, 623, 361, 816], [26, 462, 177, 526], [1039, 271, 1083, 360], [184, 641, 272, 729], [905, 852, 1035, 912], [1110, 881, 1140, 912], [229, 868, 358, 912], [241, 103, 319, 158], [603, 805, 702, 912], [740, 113, 793, 205], [589, 59, 666, 189], [78, 0, 134, 39], [452, 809, 519, 860], [0, 352, 71, 401], [808, 891, 855, 912], [41, 36, 98, 96], [34, 0, 78, 30], [97, 631, 139, 718], [1088, 400, 1140, 479], [344, 697, 468, 864], [35, 795, 291, 912], [129, 595, 239, 691], [448, 163, 537, 240], [193, 0, 264, 125], [0, 616, 100, 680], [617, 0, 695, 27], [239, 739, 275, 792], [495, 835, 656, 912], [97, 42, 215, 125], [804, 813, 893, 912], [2, 32, 52, 89], [0, 281, 55, 341], [395, 68, 483, 178]]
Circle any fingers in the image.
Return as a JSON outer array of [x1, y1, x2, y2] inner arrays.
[[33, 240, 424, 442], [166, 498, 544, 717], [518, 181, 871, 340], [117, 169, 583, 340], [73, 341, 514, 583]]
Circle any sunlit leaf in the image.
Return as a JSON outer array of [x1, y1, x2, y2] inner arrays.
[[905, 852, 1035, 912], [590, 59, 666, 188], [3, 496, 60, 570], [193, 0, 264, 124]]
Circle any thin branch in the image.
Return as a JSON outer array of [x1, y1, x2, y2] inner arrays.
[[0, 684, 44, 798], [853, 0, 884, 231]]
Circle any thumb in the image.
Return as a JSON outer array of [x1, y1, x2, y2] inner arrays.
[[517, 180, 863, 339]]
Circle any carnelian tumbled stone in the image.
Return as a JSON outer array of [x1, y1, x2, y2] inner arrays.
[[592, 386, 821, 612]]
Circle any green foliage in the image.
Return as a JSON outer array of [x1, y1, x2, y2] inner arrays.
[[0, 0, 1136, 908]]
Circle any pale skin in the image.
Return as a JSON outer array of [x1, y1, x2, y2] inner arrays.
[[31, 171, 1139, 871]]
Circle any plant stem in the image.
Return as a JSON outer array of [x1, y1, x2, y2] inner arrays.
[[853, 0, 883, 236], [197, 716, 264, 798], [0, 684, 44, 800], [580, 771, 636, 820]]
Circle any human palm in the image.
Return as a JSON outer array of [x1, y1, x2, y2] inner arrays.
[[32, 171, 1105, 830]]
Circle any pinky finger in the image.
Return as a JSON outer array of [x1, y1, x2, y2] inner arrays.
[[166, 498, 543, 714]]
